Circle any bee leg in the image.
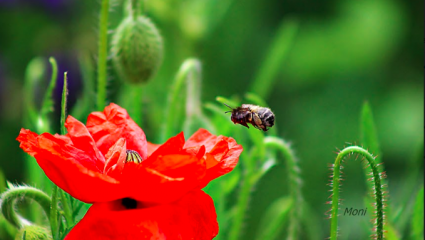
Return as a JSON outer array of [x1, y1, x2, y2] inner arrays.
[[252, 113, 264, 131], [240, 121, 250, 129]]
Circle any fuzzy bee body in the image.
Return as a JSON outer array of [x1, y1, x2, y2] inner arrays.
[[226, 104, 275, 131]]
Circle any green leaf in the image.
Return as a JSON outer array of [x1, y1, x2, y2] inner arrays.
[[360, 101, 381, 159], [249, 18, 298, 98], [255, 197, 293, 240], [412, 186, 424, 239]]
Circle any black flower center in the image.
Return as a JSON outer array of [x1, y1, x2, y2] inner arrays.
[[126, 150, 143, 163], [121, 198, 137, 209]]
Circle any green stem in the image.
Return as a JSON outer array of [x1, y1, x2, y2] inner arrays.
[[131, 0, 139, 20], [60, 190, 73, 225], [185, 59, 202, 119], [59, 71, 74, 227], [49, 186, 58, 238], [228, 168, 255, 240], [96, 0, 110, 111], [264, 137, 302, 240], [61, 72, 68, 135], [119, 84, 143, 127], [329, 146, 384, 240], [0, 186, 51, 229]]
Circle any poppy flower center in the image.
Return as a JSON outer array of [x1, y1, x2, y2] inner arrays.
[[126, 150, 143, 164], [121, 198, 137, 209]]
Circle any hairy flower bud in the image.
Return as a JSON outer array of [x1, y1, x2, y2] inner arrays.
[[111, 16, 163, 84], [14, 225, 52, 240]]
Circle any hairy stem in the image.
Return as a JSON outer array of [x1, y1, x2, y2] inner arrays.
[[264, 136, 302, 240], [329, 146, 384, 240], [61, 72, 68, 135], [1, 186, 51, 229], [96, 0, 110, 111]]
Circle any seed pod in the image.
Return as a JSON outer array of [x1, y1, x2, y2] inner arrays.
[[111, 16, 163, 84]]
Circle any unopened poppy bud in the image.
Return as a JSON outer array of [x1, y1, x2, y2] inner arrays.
[[126, 150, 143, 163], [111, 16, 163, 84], [15, 225, 52, 240]]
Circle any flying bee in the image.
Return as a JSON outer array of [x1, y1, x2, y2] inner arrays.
[[224, 103, 275, 131]]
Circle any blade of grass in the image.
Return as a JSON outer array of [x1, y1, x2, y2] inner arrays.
[[360, 101, 381, 159], [249, 18, 298, 98], [255, 197, 293, 240]]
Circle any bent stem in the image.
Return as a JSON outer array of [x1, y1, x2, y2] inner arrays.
[[0, 186, 51, 229], [264, 137, 302, 240], [40, 57, 58, 117], [96, 0, 110, 111], [161, 59, 204, 141], [329, 146, 384, 240]]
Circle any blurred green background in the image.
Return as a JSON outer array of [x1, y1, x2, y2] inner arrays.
[[0, 0, 423, 239]]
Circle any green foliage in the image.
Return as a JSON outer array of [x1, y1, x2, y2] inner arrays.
[[411, 186, 424, 239], [0, 0, 421, 239], [96, 0, 110, 111], [255, 197, 292, 240], [249, 19, 298, 98]]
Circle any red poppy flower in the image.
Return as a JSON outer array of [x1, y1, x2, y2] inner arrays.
[[17, 103, 243, 239]]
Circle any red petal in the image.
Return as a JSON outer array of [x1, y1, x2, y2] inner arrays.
[[185, 129, 243, 185], [65, 116, 105, 171], [103, 138, 127, 177], [147, 142, 160, 157], [65, 190, 218, 240], [86, 103, 148, 160], [144, 132, 185, 164], [122, 153, 206, 203], [17, 129, 125, 203]]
